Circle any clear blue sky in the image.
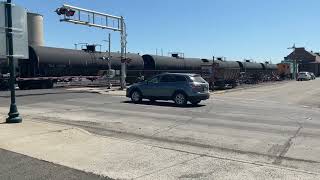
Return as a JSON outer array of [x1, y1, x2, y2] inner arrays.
[[14, 0, 320, 63]]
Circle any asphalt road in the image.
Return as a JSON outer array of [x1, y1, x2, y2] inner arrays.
[[0, 79, 320, 178], [0, 148, 111, 180]]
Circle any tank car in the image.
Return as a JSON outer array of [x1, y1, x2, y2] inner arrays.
[[201, 60, 241, 90], [141, 54, 207, 79], [261, 63, 278, 80], [17, 46, 144, 89], [237, 61, 264, 84]]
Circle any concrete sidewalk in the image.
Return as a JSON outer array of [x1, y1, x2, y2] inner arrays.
[[0, 114, 319, 180]]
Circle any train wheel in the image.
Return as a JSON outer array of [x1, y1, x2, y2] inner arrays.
[[18, 82, 27, 90], [209, 83, 215, 91], [40, 80, 54, 89], [231, 82, 237, 88], [0, 81, 9, 90], [41, 82, 47, 89], [46, 80, 54, 89]]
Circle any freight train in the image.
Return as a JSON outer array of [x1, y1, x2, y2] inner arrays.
[[0, 44, 278, 90], [0, 11, 279, 90], [201, 60, 278, 89]]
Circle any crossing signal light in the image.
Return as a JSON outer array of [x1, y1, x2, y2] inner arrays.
[[55, 7, 76, 17], [55, 7, 67, 15], [66, 9, 76, 17]]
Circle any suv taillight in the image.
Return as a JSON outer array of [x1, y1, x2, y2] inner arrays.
[[190, 83, 202, 92]]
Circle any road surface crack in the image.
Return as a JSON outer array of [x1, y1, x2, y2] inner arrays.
[[133, 155, 203, 179], [273, 123, 303, 165]]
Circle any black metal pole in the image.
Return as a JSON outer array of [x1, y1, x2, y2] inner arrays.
[[108, 33, 111, 89], [5, 0, 22, 123]]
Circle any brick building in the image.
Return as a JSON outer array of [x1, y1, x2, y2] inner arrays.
[[285, 47, 320, 76]]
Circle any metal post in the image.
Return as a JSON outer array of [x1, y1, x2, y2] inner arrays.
[[292, 49, 298, 80], [5, 0, 22, 123], [294, 58, 299, 80], [120, 16, 126, 89], [107, 33, 111, 89], [288, 45, 298, 80]]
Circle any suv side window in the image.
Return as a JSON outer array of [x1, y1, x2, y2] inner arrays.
[[149, 76, 160, 84], [160, 75, 176, 83], [175, 75, 187, 82]]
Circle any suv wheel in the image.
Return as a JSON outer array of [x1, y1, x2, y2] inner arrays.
[[131, 90, 142, 103], [173, 92, 187, 106]]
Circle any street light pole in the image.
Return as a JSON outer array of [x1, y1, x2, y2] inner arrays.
[[5, 0, 22, 123], [120, 16, 126, 90]]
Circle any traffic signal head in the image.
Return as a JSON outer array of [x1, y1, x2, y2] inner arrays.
[[55, 7, 75, 17], [55, 7, 67, 15]]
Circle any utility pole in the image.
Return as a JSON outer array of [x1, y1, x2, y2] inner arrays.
[[5, 0, 22, 123], [288, 44, 298, 80], [103, 33, 112, 89]]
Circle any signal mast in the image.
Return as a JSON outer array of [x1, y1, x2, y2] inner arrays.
[[55, 5, 127, 89]]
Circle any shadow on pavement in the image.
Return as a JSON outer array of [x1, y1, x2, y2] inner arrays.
[[122, 100, 205, 108]]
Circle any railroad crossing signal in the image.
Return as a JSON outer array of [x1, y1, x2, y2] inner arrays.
[[55, 4, 127, 89], [55, 7, 75, 17]]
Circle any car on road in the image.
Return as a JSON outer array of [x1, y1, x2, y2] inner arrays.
[[126, 73, 210, 106], [297, 72, 312, 81]]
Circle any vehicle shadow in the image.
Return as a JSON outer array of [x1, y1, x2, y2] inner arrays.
[[122, 100, 205, 108]]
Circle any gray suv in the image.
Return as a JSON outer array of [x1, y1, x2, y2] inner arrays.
[[126, 73, 210, 106]]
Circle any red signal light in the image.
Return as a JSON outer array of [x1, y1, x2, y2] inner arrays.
[[66, 9, 76, 17]]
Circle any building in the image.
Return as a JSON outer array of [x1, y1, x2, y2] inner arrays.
[[284, 47, 320, 76]]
